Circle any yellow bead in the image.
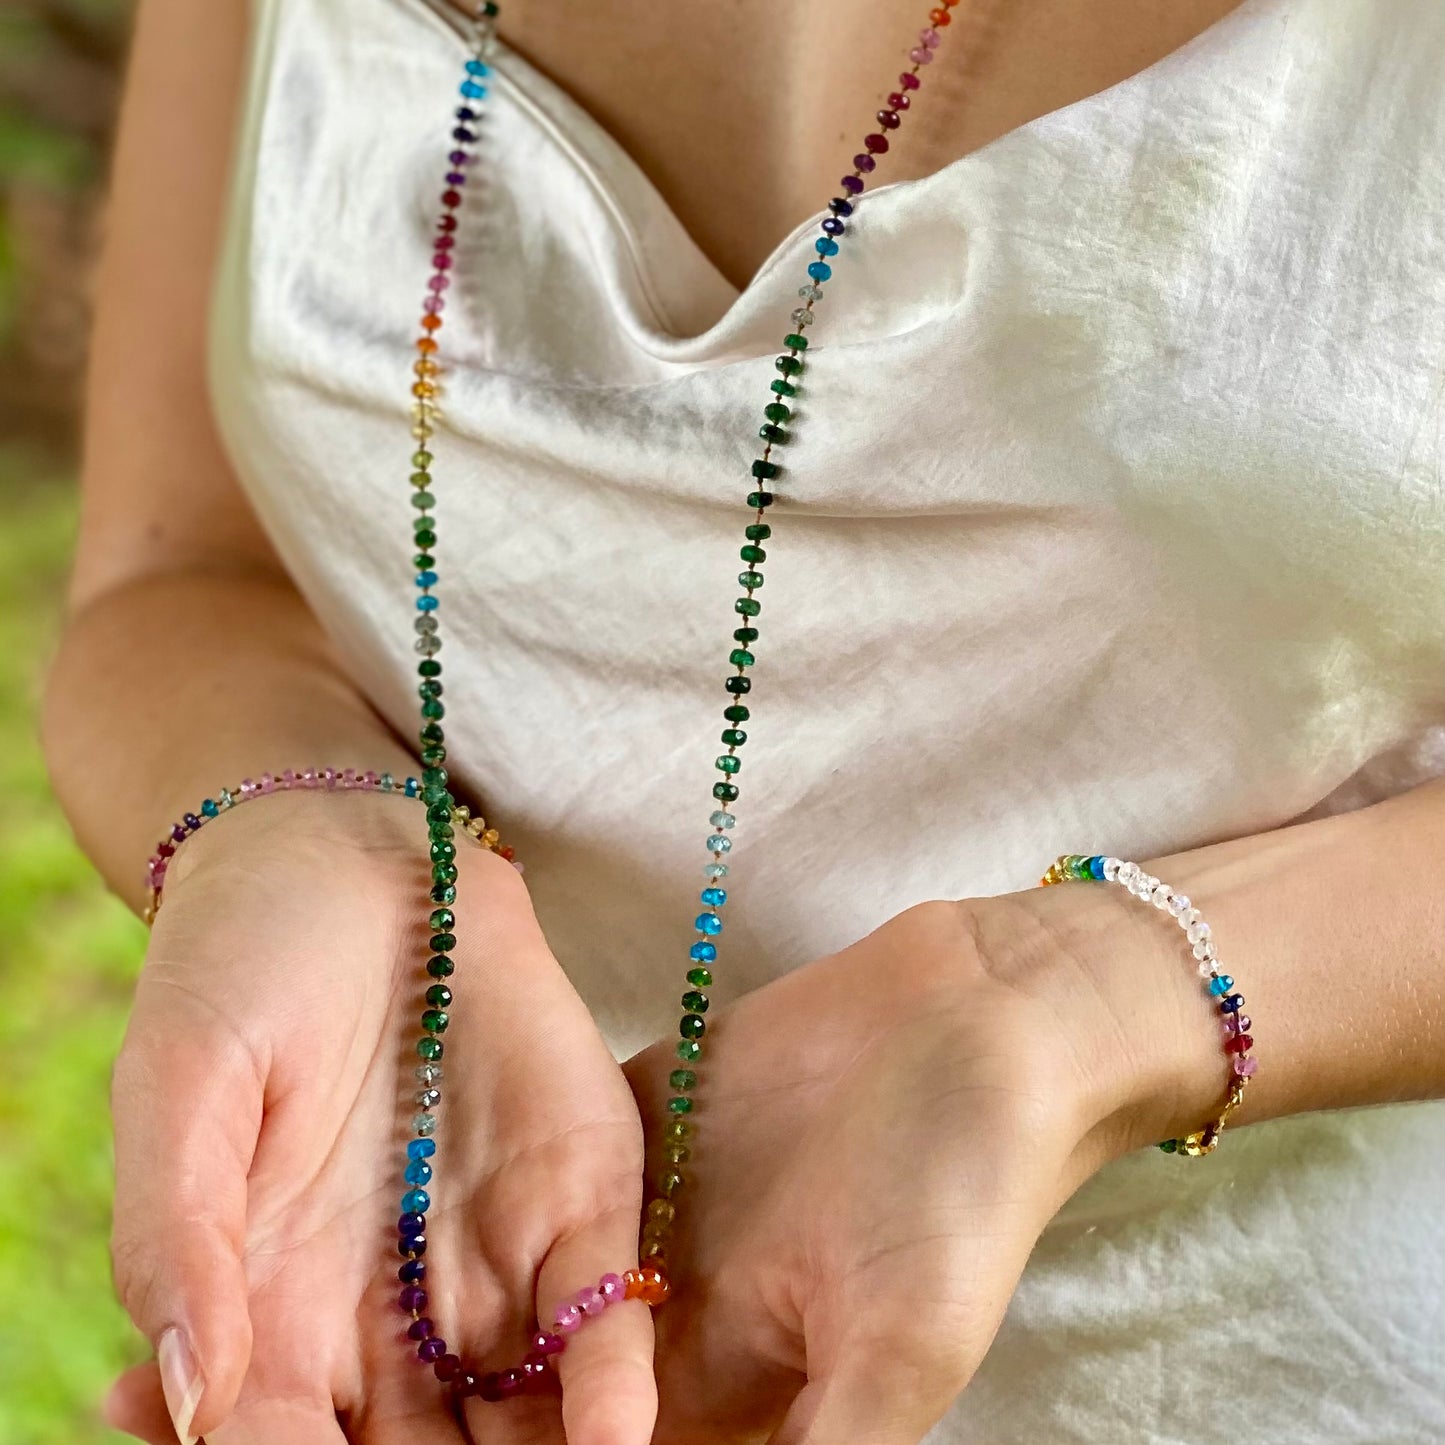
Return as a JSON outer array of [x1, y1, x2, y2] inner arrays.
[[647, 1199, 675, 1223], [481, 828, 500, 848], [412, 381, 437, 399]]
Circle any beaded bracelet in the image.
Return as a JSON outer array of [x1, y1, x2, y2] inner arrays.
[[142, 766, 517, 924], [1041, 854, 1255, 1156]]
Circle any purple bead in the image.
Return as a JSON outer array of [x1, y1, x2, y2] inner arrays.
[[408, 1317, 435, 1341], [497, 1370, 525, 1398], [448, 149, 468, 164], [417, 1337, 446, 1363], [841, 174, 864, 194], [853, 153, 877, 173], [478, 1372, 504, 1402], [398, 1259, 426, 1285], [446, 171, 467, 187], [828, 196, 854, 216], [398, 1233, 426, 1257], [171, 823, 188, 841], [821, 217, 844, 236], [399, 1286, 428, 1313], [183, 812, 201, 829], [452, 127, 477, 143], [398, 1212, 425, 1236]]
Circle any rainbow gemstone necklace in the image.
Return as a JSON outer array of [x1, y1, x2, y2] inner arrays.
[[393, 0, 957, 1402]]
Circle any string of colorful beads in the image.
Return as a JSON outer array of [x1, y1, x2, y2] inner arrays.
[[640, 0, 962, 1282], [140, 767, 499, 923], [392, 0, 957, 1401], [1040, 854, 1255, 1156]]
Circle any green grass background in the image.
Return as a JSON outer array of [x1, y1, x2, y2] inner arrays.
[[0, 451, 146, 1441]]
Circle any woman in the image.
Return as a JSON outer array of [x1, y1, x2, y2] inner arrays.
[[44, 0, 1445, 1440]]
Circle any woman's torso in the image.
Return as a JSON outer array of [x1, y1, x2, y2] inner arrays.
[[209, 0, 1445, 1435]]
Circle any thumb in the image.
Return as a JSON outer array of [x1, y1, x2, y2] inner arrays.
[[110, 966, 260, 1443], [532, 1201, 658, 1445]]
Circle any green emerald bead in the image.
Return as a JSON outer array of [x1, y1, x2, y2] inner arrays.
[[430, 883, 456, 905], [745, 524, 772, 541], [770, 378, 797, 397], [721, 728, 747, 747], [751, 459, 780, 480], [746, 491, 775, 509], [732, 627, 758, 645], [414, 552, 437, 569], [725, 677, 751, 695], [412, 450, 433, 469], [759, 424, 787, 444], [1158, 1138, 1179, 1153], [715, 755, 740, 775], [723, 705, 751, 723], [430, 842, 456, 864], [669, 1069, 698, 1091], [783, 332, 809, 351], [425, 802, 451, 824], [774, 355, 803, 377], [430, 931, 457, 952], [425, 984, 453, 1008], [417, 1037, 443, 1061], [428, 822, 454, 841], [686, 967, 713, 988], [411, 492, 436, 510], [735, 598, 761, 617], [667, 1096, 694, 1115], [681, 990, 709, 1013], [421, 700, 445, 720], [420, 745, 446, 766], [422, 1008, 449, 1034], [417, 662, 442, 679], [421, 785, 448, 806], [739, 545, 766, 564], [421, 723, 444, 743], [426, 955, 455, 979], [428, 908, 455, 931], [422, 767, 447, 787], [432, 862, 458, 883], [676, 1039, 702, 1063], [729, 649, 754, 667], [680, 1014, 706, 1040], [738, 570, 764, 589], [414, 529, 438, 548], [764, 402, 791, 423], [713, 782, 739, 802]]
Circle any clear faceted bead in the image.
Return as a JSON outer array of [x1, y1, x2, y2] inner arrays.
[[709, 810, 736, 829], [1102, 857, 1122, 881], [416, 1088, 442, 1108], [415, 615, 439, 634], [415, 636, 441, 656], [704, 863, 729, 879], [412, 1112, 438, 1136], [1168, 893, 1190, 918], [415, 1062, 444, 1084], [790, 307, 815, 327], [797, 285, 823, 302], [1192, 937, 1216, 961]]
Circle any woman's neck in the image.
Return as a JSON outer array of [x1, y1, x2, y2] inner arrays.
[[486, 0, 1248, 289]]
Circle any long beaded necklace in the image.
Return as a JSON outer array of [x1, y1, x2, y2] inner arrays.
[[395, 0, 959, 1402]]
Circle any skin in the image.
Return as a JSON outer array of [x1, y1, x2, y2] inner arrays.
[[43, 0, 1444, 1442]]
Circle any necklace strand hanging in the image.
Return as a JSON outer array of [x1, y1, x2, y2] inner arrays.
[[395, 0, 959, 1402]]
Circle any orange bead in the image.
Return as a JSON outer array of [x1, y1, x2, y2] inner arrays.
[[929, 7, 951, 22], [416, 338, 438, 355], [414, 359, 440, 377], [421, 314, 443, 331], [636, 1266, 670, 1306], [623, 1269, 645, 1300], [412, 382, 437, 399]]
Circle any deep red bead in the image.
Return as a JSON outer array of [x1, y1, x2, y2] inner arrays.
[[156, 842, 175, 858], [887, 91, 910, 110], [497, 1369, 525, 1397], [437, 215, 458, 232], [478, 1372, 505, 1402], [899, 70, 921, 89], [441, 189, 462, 208], [877, 109, 901, 129], [455, 1371, 480, 1396], [521, 1352, 549, 1379], [1226, 1033, 1254, 1054], [434, 234, 456, 250], [434, 1354, 462, 1382], [864, 133, 890, 153]]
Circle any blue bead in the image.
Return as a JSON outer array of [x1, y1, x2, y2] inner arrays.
[[201, 799, 219, 817], [1208, 974, 1234, 996], [416, 570, 439, 587], [821, 217, 845, 236], [404, 777, 420, 797], [1219, 994, 1245, 1014], [1088, 855, 1106, 879], [807, 261, 832, 281], [456, 106, 477, 121], [404, 1159, 433, 1186], [407, 1138, 436, 1160], [466, 59, 489, 75], [690, 941, 717, 962], [828, 197, 854, 217], [695, 913, 723, 937], [460, 80, 486, 99], [815, 237, 839, 256], [700, 887, 727, 907], [398, 1212, 426, 1236], [402, 1188, 431, 1215], [417, 595, 439, 611], [452, 127, 477, 142]]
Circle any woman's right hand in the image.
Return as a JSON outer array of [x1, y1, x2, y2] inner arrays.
[[101, 790, 654, 1445]]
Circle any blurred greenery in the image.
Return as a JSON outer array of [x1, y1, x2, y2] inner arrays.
[[0, 451, 145, 1443], [1, 1, 146, 1440]]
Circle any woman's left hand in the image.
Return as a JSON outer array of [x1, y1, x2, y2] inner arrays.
[[626, 887, 1212, 1444]]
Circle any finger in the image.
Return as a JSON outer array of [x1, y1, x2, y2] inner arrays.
[[531, 1202, 657, 1445], [206, 1399, 351, 1445], [110, 967, 261, 1442], [104, 1361, 181, 1445]]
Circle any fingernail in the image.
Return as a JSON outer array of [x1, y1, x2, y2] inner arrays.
[[158, 1327, 203, 1445]]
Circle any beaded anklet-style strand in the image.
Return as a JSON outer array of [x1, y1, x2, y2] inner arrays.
[[1041, 855, 1256, 1155], [391, 0, 962, 1404]]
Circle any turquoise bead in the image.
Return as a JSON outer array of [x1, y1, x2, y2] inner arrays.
[[690, 941, 717, 962], [1209, 974, 1234, 996], [201, 799, 219, 817], [407, 1138, 436, 1160], [404, 1159, 433, 1186], [700, 887, 727, 907], [695, 913, 722, 936], [401, 1188, 430, 1214], [1089, 855, 1106, 879]]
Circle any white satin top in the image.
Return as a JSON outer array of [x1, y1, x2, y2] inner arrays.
[[210, 0, 1445, 1437]]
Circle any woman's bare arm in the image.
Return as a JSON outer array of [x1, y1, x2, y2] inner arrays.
[[43, 0, 415, 908]]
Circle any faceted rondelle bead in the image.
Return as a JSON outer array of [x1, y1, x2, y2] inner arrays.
[[1208, 974, 1234, 996], [695, 913, 723, 936], [402, 1188, 430, 1214], [407, 1138, 437, 1159], [399, 1259, 426, 1284], [668, 1096, 693, 1114], [416, 1038, 444, 1062], [670, 1069, 698, 1091], [1219, 994, 1245, 1013], [404, 1159, 433, 1186], [418, 1338, 446, 1363], [1225, 1033, 1254, 1054], [681, 989, 709, 1012], [690, 942, 718, 963], [680, 1014, 706, 1040], [686, 967, 713, 988], [1234, 1056, 1259, 1077]]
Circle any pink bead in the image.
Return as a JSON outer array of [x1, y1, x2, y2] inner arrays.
[[322, 767, 338, 789], [362, 770, 379, 789], [1233, 1056, 1258, 1077], [899, 70, 921, 90], [909, 46, 933, 64], [521, 1352, 549, 1379], [531, 1330, 566, 1356], [512, 860, 525, 874], [300, 767, 319, 787], [423, 296, 444, 314], [598, 1272, 625, 1303], [553, 1305, 582, 1334], [427, 274, 450, 292], [280, 769, 297, 788], [920, 26, 941, 46], [259, 773, 275, 793], [432, 252, 453, 270], [239, 778, 256, 796], [577, 1289, 607, 1316]]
